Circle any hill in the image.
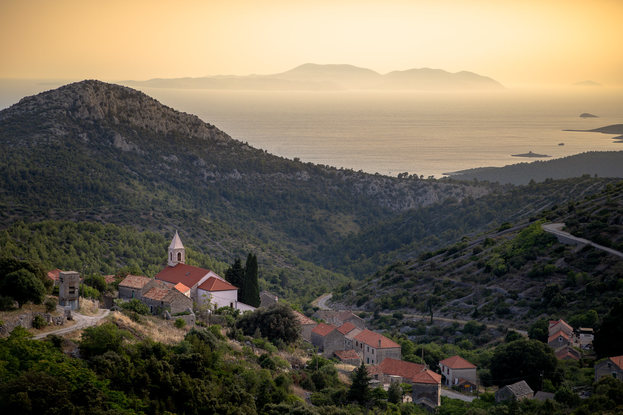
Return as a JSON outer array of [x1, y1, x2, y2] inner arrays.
[[446, 151, 623, 185], [0, 80, 490, 302], [124, 63, 503, 91], [334, 180, 623, 328]]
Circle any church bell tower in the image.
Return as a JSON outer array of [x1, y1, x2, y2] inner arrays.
[[168, 230, 185, 266]]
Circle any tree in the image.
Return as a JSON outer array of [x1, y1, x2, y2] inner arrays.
[[79, 323, 129, 358], [387, 381, 402, 404], [224, 258, 244, 289], [528, 318, 549, 343], [0, 268, 46, 307], [236, 304, 300, 345], [594, 300, 623, 358], [241, 253, 260, 307], [348, 362, 371, 405], [490, 339, 558, 391]]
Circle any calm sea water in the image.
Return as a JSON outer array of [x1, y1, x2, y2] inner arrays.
[[2, 81, 622, 177]]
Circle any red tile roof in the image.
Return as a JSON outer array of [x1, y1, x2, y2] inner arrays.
[[334, 350, 360, 360], [379, 358, 426, 380], [609, 355, 623, 370], [198, 276, 237, 292], [47, 269, 61, 281], [174, 282, 190, 294], [142, 287, 171, 301], [119, 275, 151, 289], [103, 275, 118, 284], [548, 330, 571, 343], [439, 355, 476, 369], [312, 323, 337, 337], [293, 310, 316, 326], [354, 330, 400, 349], [555, 347, 580, 361], [155, 263, 212, 288], [337, 322, 357, 335], [549, 319, 573, 333], [411, 369, 442, 384]]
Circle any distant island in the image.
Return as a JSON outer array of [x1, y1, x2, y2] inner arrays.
[[445, 151, 623, 185], [123, 63, 504, 91], [574, 80, 602, 87], [511, 151, 550, 158], [580, 113, 598, 118], [564, 124, 623, 141]]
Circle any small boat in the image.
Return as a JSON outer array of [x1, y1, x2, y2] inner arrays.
[[558, 142, 564, 146]]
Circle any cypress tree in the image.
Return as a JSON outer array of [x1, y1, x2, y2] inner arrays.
[[242, 253, 260, 307], [225, 258, 244, 289], [348, 362, 371, 405]]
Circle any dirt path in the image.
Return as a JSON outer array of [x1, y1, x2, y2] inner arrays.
[[312, 293, 333, 310], [33, 308, 110, 340]]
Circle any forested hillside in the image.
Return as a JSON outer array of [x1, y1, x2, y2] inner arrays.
[[335, 180, 623, 327]]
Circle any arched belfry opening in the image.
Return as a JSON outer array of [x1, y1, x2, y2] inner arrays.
[[168, 230, 186, 266]]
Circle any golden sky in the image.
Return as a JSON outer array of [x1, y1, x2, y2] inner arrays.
[[1, 0, 622, 86]]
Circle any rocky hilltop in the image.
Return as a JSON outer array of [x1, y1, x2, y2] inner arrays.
[[0, 80, 493, 301]]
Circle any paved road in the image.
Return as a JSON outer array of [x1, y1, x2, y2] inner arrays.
[[34, 308, 110, 339], [313, 293, 333, 310], [542, 223, 623, 259], [441, 388, 476, 402]]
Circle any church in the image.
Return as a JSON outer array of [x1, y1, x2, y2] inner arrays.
[[154, 231, 255, 312]]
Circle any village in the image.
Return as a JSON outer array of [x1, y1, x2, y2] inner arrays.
[[28, 231, 622, 412]]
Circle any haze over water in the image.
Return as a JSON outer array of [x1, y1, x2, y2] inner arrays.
[[138, 87, 623, 178]]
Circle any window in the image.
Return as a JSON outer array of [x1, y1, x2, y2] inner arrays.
[[177, 252, 182, 261]]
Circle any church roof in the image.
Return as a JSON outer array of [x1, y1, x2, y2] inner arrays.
[[198, 276, 237, 292], [155, 263, 211, 288], [169, 231, 184, 250]]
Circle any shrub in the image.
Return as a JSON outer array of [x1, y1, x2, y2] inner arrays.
[[32, 314, 47, 329], [44, 297, 57, 313], [119, 299, 149, 315], [174, 318, 186, 329]]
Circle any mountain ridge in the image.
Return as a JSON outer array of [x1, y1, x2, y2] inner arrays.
[[123, 63, 504, 91]]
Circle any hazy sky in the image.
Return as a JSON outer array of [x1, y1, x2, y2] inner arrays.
[[1, 0, 622, 86]]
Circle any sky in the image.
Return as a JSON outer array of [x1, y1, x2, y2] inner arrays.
[[1, 0, 622, 86]]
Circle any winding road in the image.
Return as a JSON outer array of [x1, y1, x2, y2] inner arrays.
[[542, 223, 623, 259], [33, 308, 110, 340]]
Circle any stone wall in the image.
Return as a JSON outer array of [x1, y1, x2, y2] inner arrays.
[[0, 312, 66, 336]]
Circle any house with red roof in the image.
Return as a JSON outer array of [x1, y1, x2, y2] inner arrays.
[[292, 310, 317, 342], [375, 358, 426, 383], [595, 355, 623, 382], [311, 323, 344, 356], [411, 369, 442, 409], [555, 346, 581, 361], [334, 349, 361, 366], [313, 310, 365, 329], [549, 319, 573, 337], [154, 232, 254, 312], [352, 329, 401, 365], [548, 330, 572, 349], [439, 355, 478, 386], [141, 281, 192, 315], [118, 275, 152, 300], [47, 269, 62, 286]]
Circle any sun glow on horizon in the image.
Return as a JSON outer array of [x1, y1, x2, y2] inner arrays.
[[1, 0, 622, 86]]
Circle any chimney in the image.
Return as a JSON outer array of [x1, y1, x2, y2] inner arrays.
[[378, 339, 381, 348]]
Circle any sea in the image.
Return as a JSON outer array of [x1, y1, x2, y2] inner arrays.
[[2, 80, 622, 178]]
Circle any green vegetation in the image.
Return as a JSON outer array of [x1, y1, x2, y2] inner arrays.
[[236, 304, 300, 345], [0, 258, 51, 309], [225, 253, 260, 307], [338, 181, 623, 326]]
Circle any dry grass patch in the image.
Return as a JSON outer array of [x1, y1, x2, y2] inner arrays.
[[107, 311, 186, 345], [78, 298, 100, 315]]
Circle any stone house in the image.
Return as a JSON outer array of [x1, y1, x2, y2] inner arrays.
[[495, 380, 534, 402], [353, 329, 401, 365], [311, 323, 343, 356], [555, 346, 581, 361], [411, 369, 442, 410], [439, 355, 478, 386], [578, 328, 594, 349], [118, 275, 151, 300], [374, 358, 426, 384], [292, 310, 317, 342], [548, 330, 572, 349], [334, 349, 361, 366], [141, 283, 193, 315], [595, 355, 623, 382], [549, 319, 573, 337], [260, 291, 278, 308], [47, 269, 62, 286], [313, 310, 365, 329]]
